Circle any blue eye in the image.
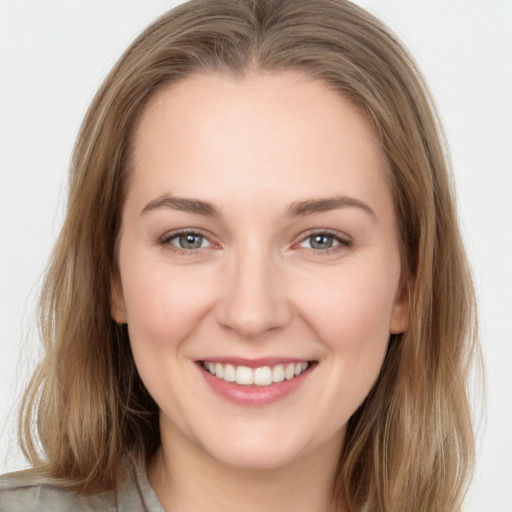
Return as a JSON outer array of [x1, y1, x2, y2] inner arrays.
[[298, 232, 351, 251], [308, 234, 337, 249], [163, 232, 211, 250], [175, 233, 205, 249]]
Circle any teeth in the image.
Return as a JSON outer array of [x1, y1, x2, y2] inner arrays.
[[223, 364, 236, 382], [254, 366, 272, 386], [236, 366, 254, 385], [272, 365, 285, 383], [284, 363, 295, 380], [202, 361, 310, 387]]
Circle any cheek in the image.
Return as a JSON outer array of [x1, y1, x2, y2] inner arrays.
[[119, 252, 216, 349], [302, 266, 398, 341], [297, 268, 396, 422], [119, 259, 216, 418], [295, 258, 399, 385]]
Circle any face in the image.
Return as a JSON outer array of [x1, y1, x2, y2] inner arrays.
[[112, 72, 408, 470]]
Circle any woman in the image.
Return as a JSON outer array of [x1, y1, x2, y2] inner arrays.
[[0, 0, 478, 510]]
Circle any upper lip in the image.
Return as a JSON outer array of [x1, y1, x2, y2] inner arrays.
[[197, 357, 313, 368]]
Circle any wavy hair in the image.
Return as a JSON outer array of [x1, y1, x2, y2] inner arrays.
[[19, 1, 478, 510]]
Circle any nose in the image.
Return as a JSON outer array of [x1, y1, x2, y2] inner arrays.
[[216, 245, 293, 339]]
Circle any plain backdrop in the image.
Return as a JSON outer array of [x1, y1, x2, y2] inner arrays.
[[0, 1, 510, 511]]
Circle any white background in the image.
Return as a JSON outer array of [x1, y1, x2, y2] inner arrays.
[[0, 1, 510, 511]]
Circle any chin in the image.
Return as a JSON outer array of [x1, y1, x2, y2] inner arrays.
[[194, 420, 338, 471], [204, 439, 308, 471]]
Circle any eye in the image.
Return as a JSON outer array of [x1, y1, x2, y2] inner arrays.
[[174, 233, 207, 249], [297, 231, 352, 251], [303, 234, 338, 250], [161, 231, 212, 251]]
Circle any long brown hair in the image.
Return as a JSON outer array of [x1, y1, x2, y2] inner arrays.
[[19, 1, 478, 510]]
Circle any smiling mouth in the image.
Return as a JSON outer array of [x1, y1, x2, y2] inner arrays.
[[201, 361, 313, 387]]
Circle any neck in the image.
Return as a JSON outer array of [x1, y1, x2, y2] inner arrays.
[[148, 421, 344, 512]]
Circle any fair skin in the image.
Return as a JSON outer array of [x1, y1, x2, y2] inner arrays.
[[112, 71, 408, 512]]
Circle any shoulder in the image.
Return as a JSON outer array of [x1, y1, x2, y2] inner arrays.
[[0, 469, 117, 512]]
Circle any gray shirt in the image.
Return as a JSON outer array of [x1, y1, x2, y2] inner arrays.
[[0, 457, 164, 512]]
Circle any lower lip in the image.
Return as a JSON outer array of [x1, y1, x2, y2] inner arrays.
[[198, 362, 315, 407]]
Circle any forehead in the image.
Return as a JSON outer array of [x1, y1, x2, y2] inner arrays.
[[128, 71, 391, 216]]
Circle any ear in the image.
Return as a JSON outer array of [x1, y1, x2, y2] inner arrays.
[[389, 275, 411, 334], [110, 273, 127, 324]]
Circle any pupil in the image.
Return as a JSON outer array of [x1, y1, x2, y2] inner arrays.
[[311, 235, 332, 249], [180, 234, 202, 249]]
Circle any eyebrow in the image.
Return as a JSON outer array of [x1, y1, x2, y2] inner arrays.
[[140, 194, 375, 219], [141, 195, 220, 217], [284, 196, 376, 218]]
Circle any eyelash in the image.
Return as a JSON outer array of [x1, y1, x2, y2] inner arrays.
[[159, 229, 215, 255], [295, 229, 353, 255], [158, 229, 353, 255]]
